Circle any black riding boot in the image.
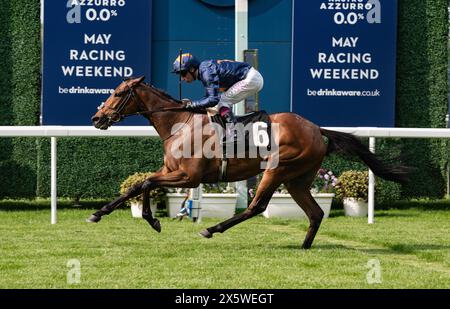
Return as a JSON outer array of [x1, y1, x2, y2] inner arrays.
[[222, 110, 239, 144]]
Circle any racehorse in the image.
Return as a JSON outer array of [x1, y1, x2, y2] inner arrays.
[[88, 76, 409, 249]]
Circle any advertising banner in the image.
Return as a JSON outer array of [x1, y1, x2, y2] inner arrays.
[[291, 0, 398, 126], [42, 0, 152, 125]]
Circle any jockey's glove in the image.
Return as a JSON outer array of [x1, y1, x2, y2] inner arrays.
[[182, 99, 196, 110]]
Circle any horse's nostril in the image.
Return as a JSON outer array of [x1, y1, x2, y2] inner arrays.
[[92, 116, 100, 123]]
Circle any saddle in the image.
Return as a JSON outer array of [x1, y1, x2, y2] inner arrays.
[[206, 108, 272, 150], [206, 108, 273, 181]]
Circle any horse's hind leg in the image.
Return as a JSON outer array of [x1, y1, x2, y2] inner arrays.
[[86, 182, 144, 223], [285, 177, 324, 249], [200, 173, 281, 238]]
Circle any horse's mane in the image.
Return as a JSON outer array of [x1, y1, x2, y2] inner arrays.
[[143, 82, 182, 104]]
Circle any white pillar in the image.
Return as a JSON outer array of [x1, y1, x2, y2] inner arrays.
[[234, 0, 248, 116], [51, 137, 57, 224], [446, 114, 450, 198], [190, 186, 202, 223], [234, 0, 248, 210], [235, 1, 248, 59], [368, 137, 376, 224]]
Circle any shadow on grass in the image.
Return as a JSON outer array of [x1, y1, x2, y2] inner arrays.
[[0, 199, 170, 219], [326, 210, 417, 218], [279, 243, 363, 251], [288, 242, 450, 255], [328, 210, 344, 218], [371, 212, 418, 218], [377, 199, 450, 211], [327, 200, 450, 219], [281, 243, 349, 251], [386, 243, 450, 253], [0, 199, 110, 211]]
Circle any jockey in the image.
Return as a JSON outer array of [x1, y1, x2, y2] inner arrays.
[[171, 53, 264, 143]]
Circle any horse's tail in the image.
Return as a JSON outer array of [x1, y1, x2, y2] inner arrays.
[[320, 128, 410, 184]]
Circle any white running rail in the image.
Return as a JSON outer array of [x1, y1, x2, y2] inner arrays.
[[1, 126, 449, 224]]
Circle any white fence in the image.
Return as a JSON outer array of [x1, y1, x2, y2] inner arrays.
[[1, 126, 449, 224]]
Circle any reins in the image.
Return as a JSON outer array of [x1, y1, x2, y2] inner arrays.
[[101, 85, 187, 125]]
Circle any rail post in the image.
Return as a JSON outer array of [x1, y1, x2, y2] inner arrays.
[[51, 137, 57, 224], [368, 137, 376, 224]]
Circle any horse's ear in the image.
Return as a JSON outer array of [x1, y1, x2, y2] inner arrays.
[[130, 76, 146, 87]]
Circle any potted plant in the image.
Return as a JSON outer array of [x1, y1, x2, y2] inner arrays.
[[119, 172, 166, 218], [335, 170, 369, 217], [263, 169, 336, 219], [201, 183, 238, 218], [310, 168, 337, 217]]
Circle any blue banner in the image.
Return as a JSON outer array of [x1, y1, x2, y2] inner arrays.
[[42, 0, 152, 125], [291, 0, 398, 127]]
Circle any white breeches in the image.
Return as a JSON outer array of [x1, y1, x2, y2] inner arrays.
[[217, 67, 264, 109]]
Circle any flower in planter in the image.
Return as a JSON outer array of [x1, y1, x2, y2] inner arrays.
[[271, 169, 338, 195], [335, 170, 369, 201], [119, 172, 166, 206], [311, 168, 338, 194]]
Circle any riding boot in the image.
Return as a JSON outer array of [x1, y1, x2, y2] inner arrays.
[[221, 109, 240, 144]]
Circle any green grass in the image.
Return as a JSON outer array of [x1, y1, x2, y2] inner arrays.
[[0, 200, 449, 289]]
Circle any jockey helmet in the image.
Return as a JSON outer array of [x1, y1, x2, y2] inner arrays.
[[172, 53, 200, 74]]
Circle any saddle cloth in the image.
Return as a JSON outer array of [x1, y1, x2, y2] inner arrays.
[[206, 107, 272, 151], [205, 108, 273, 181]]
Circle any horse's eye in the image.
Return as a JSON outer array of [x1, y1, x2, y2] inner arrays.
[[115, 92, 123, 97]]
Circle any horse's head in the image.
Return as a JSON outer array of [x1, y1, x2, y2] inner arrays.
[[92, 76, 146, 130]]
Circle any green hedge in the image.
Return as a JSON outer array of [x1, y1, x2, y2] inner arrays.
[[0, 0, 448, 200], [396, 0, 449, 197], [36, 137, 164, 198], [0, 0, 41, 198]]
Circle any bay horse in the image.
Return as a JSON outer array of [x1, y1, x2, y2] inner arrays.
[[88, 76, 409, 249]]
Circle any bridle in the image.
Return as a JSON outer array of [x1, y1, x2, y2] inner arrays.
[[98, 82, 194, 141], [98, 84, 186, 125]]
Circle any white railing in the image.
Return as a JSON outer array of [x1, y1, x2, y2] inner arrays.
[[0, 126, 158, 224], [1, 126, 449, 224]]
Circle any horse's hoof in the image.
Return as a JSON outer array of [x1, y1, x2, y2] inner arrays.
[[199, 229, 213, 239], [150, 219, 162, 233], [301, 244, 312, 250], [86, 214, 101, 223]]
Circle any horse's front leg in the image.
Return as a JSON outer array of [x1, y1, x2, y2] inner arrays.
[[87, 167, 165, 223], [86, 182, 144, 223], [141, 181, 161, 233], [136, 169, 199, 232]]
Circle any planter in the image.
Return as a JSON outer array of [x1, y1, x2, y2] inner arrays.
[[201, 193, 238, 218], [343, 198, 368, 217], [167, 193, 238, 219], [167, 193, 189, 218], [263, 193, 334, 219], [130, 199, 156, 218]]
